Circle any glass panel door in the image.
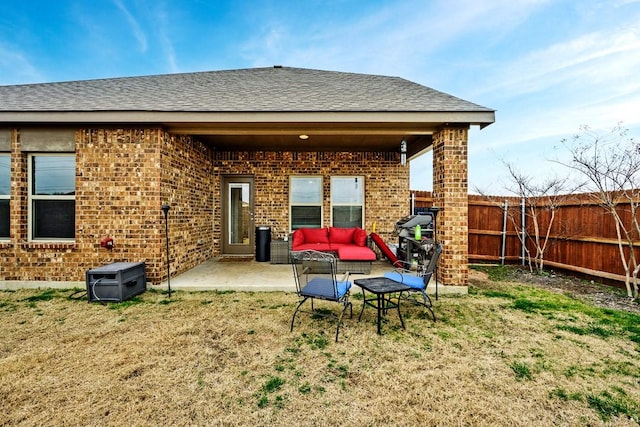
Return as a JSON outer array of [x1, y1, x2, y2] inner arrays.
[[222, 176, 254, 255]]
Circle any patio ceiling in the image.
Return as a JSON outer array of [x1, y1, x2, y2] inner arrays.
[[166, 119, 438, 156]]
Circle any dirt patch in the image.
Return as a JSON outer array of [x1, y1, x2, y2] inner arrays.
[[470, 266, 640, 314]]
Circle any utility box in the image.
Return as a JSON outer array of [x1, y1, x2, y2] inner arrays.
[[86, 262, 146, 303]]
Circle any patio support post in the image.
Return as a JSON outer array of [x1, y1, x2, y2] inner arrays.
[[432, 126, 469, 289]]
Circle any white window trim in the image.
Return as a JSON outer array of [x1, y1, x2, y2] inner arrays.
[[330, 176, 365, 228], [289, 175, 323, 232], [0, 153, 9, 240], [28, 153, 76, 242]]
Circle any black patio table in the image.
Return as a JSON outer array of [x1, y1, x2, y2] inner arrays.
[[354, 277, 411, 334]]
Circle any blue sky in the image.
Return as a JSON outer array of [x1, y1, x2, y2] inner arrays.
[[1, 0, 639, 194]]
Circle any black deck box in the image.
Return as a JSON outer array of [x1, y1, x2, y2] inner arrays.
[[86, 262, 146, 303]]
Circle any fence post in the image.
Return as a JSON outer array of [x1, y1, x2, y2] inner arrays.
[[520, 197, 526, 266], [500, 200, 508, 265]]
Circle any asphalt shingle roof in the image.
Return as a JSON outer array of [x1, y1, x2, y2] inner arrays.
[[0, 66, 492, 113]]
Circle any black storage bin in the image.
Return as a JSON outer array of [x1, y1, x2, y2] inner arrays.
[[86, 262, 146, 302], [255, 226, 271, 262]]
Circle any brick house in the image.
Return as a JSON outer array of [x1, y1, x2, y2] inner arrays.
[[0, 67, 494, 288]]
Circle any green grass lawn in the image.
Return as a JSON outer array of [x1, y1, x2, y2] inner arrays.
[[1, 272, 639, 426]]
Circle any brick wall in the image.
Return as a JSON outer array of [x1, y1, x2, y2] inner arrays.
[[1, 129, 410, 286], [76, 128, 164, 280], [159, 131, 214, 282], [211, 151, 409, 251], [433, 126, 469, 287], [0, 128, 167, 283]]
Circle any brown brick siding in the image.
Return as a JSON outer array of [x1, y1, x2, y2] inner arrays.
[[1, 129, 411, 285], [76, 128, 164, 281], [160, 131, 215, 282], [433, 127, 469, 286], [211, 151, 409, 249], [0, 128, 166, 282]]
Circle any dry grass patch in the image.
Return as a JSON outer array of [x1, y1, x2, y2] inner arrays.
[[1, 279, 640, 426]]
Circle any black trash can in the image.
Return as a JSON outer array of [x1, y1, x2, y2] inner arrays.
[[255, 226, 271, 262]]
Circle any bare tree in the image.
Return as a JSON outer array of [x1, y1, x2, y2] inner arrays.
[[476, 161, 579, 275], [559, 124, 640, 298], [502, 162, 580, 274]]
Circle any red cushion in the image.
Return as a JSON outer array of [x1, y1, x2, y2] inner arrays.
[[292, 229, 305, 248], [329, 227, 355, 244], [301, 227, 329, 243], [293, 243, 332, 252], [370, 232, 402, 267], [328, 242, 348, 252], [353, 228, 367, 246], [337, 246, 376, 261]]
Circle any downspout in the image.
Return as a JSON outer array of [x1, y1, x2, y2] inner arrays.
[[411, 192, 415, 215]]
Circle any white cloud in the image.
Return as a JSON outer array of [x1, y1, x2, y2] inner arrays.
[[154, 4, 178, 73], [0, 44, 42, 84], [112, 0, 148, 52], [238, 0, 550, 79], [474, 25, 640, 100]]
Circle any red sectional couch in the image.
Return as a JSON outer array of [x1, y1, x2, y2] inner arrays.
[[291, 227, 376, 273]]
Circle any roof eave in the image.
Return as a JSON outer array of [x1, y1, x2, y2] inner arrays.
[[0, 110, 495, 127]]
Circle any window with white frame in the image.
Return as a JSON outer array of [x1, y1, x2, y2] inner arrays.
[[29, 154, 75, 240], [331, 176, 364, 228], [290, 176, 322, 230], [0, 154, 9, 238]]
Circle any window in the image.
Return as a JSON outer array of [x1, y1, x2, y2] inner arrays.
[[29, 154, 75, 240], [290, 176, 322, 230], [0, 154, 9, 238], [331, 176, 364, 228]]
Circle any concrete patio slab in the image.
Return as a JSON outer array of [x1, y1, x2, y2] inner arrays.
[[0, 258, 467, 295], [164, 259, 391, 292], [160, 258, 465, 295]]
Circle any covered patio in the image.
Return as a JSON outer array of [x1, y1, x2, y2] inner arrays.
[[157, 67, 494, 290]]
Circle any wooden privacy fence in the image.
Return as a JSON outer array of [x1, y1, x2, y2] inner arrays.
[[411, 191, 640, 284]]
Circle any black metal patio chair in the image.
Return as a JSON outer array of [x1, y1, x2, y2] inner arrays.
[[290, 250, 353, 342], [383, 242, 442, 321]]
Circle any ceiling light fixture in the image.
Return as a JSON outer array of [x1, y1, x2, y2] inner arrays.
[[299, 134, 309, 140]]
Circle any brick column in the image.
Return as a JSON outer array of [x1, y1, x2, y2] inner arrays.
[[432, 126, 469, 289], [11, 129, 27, 244]]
